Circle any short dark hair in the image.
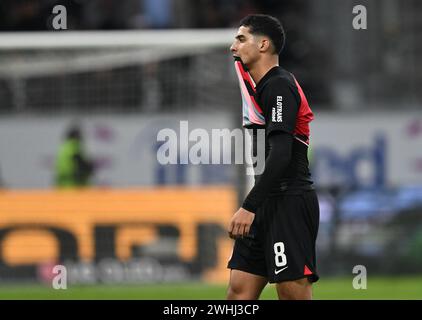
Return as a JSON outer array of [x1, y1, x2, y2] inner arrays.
[[66, 125, 81, 140], [239, 14, 285, 55]]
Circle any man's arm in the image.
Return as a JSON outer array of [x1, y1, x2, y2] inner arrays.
[[228, 131, 292, 239], [242, 131, 292, 213], [228, 77, 299, 239]]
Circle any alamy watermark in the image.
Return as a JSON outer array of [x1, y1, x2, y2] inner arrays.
[[51, 5, 67, 30], [353, 5, 367, 30], [52, 265, 67, 289], [352, 265, 367, 290], [156, 121, 266, 175]]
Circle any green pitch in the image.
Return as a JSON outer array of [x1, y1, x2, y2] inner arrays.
[[1, 276, 421, 300]]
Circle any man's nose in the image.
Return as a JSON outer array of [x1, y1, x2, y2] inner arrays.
[[230, 43, 236, 53]]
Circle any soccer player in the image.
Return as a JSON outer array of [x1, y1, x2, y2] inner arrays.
[[227, 14, 320, 300]]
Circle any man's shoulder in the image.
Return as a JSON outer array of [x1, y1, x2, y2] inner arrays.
[[259, 68, 297, 94], [257, 69, 301, 110]]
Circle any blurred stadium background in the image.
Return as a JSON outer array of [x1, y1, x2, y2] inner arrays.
[[0, 0, 421, 299]]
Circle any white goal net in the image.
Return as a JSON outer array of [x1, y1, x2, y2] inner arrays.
[[0, 29, 240, 114]]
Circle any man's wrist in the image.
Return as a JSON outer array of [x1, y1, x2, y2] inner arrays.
[[241, 200, 257, 214]]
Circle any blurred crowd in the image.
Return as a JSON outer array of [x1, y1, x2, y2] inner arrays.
[[0, 0, 330, 107], [2, 0, 419, 111], [0, 0, 308, 30]]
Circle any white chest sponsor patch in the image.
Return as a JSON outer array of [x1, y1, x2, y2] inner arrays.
[[272, 96, 283, 123]]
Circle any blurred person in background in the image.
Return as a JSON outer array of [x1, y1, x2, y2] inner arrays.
[[227, 14, 319, 300], [54, 124, 95, 188]]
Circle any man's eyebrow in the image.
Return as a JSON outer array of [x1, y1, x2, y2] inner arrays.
[[235, 35, 246, 40]]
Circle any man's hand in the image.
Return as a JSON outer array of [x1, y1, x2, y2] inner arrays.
[[228, 207, 255, 239]]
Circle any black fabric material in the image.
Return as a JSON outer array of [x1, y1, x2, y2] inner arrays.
[[256, 69, 301, 136], [242, 131, 292, 213], [228, 190, 320, 284], [241, 66, 314, 214]]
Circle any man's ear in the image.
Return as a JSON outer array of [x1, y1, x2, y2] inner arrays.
[[259, 38, 271, 53]]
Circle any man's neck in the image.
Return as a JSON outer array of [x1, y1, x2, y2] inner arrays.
[[249, 58, 279, 86]]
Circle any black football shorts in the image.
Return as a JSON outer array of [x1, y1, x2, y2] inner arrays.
[[227, 190, 320, 283]]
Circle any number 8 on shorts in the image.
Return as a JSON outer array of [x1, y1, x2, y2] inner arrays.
[[274, 242, 287, 267]]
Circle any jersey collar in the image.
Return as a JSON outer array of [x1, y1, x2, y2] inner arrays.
[[256, 66, 281, 92]]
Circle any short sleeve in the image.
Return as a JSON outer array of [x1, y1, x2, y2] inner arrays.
[[261, 78, 300, 136]]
